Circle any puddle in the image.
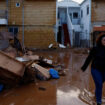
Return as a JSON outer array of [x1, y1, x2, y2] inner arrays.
[[0, 49, 105, 105]]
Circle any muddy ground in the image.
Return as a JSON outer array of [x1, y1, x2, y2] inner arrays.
[[0, 48, 105, 105]]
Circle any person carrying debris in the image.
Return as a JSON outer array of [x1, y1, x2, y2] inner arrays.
[[81, 33, 105, 105]]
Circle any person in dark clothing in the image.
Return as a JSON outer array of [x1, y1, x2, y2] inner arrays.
[[81, 33, 105, 105], [14, 36, 22, 52]]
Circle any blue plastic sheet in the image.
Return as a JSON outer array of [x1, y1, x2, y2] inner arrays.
[[49, 69, 60, 79]]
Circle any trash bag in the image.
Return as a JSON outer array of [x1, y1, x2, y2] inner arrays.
[[49, 69, 59, 79]]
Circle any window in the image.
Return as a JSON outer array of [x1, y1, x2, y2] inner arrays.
[[73, 12, 78, 19], [9, 27, 18, 36], [87, 5, 89, 15], [16, 3, 20, 7], [81, 10, 83, 18]]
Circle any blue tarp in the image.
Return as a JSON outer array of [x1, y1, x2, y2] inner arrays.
[[49, 69, 60, 79]]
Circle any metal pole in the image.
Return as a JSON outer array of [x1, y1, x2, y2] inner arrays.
[[56, 0, 58, 41], [89, 0, 91, 48], [22, 0, 25, 49], [6, 0, 8, 25]]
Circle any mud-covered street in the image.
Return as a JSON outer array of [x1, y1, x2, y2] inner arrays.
[[0, 49, 105, 105]]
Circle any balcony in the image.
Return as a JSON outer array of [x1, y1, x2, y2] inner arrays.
[[71, 19, 80, 25], [0, 10, 8, 25]]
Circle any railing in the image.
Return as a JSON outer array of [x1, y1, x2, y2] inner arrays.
[[61, 25, 64, 45], [72, 19, 81, 25], [67, 9, 74, 46], [0, 10, 7, 19]]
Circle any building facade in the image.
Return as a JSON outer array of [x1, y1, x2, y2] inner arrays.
[[80, 0, 91, 47], [57, 0, 91, 47], [57, 0, 81, 47], [91, 0, 105, 46], [0, 0, 57, 49]]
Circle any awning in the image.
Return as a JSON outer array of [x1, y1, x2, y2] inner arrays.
[[93, 26, 105, 32]]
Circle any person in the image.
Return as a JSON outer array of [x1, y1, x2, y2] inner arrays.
[[81, 33, 105, 105]]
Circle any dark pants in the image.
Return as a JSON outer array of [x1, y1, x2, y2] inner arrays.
[[91, 68, 105, 104]]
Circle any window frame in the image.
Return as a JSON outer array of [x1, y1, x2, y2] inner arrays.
[[8, 27, 19, 37], [16, 2, 20, 7], [81, 10, 83, 18], [73, 12, 78, 19], [87, 5, 89, 15]]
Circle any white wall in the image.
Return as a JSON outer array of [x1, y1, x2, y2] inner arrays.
[[80, 0, 90, 40], [73, 25, 81, 32], [68, 7, 80, 25], [0, 19, 7, 25]]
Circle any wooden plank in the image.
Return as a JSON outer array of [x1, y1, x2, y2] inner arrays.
[[22, 55, 40, 61], [32, 63, 50, 79], [0, 51, 25, 77]]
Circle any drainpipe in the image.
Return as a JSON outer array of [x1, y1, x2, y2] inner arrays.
[[22, 0, 25, 49], [89, 0, 92, 47], [55, 0, 58, 42], [67, 5, 73, 47], [6, 0, 8, 25]]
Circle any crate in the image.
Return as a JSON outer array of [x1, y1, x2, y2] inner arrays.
[[0, 51, 25, 85]]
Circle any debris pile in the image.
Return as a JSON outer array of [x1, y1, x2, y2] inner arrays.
[[0, 51, 65, 90], [0, 51, 65, 87], [0, 31, 66, 92], [48, 43, 66, 49]]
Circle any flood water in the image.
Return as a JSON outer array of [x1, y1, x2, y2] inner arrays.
[[0, 49, 105, 105]]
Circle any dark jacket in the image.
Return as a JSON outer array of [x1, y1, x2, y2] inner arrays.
[[81, 46, 105, 72]]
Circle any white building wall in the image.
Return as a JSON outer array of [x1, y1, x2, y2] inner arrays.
[[58, 8, 67, 24], [57, 0, 92, 47], [68, 7, 81, 25], [80, 0, 90, 40], [73, 25, 81, 32], [57, 0, 80, 25]]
